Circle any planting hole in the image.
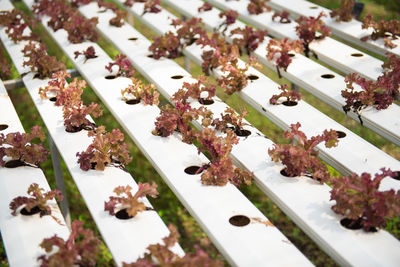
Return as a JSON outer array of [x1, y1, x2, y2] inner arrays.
[[184, 166, 203, 175], [321, 74, 335, 79], [0, 124, 9, 131], [280, 168, 297, 177], [115, 209, 133, 220], [171, 75, 184, 79], [288, 53, 296, 57], [33, 73, 41, 79], [147, 54, 154, 58], [65, 126, 83, 133], [309, 6, 318, 9], [351, 53, 363, 57], [128, 37, 138, 41], [21, 206, 42, 216], [4, 160, 25, 168], [229, 215, 250, 227], [392, 171, 400, 181], [282, 100, 298, 106], [247, 75, 259, 80], [126, 99, 141, 105], [235, 129, 251, 137], [340, 218, 363, 230], [49, 97, 57, 102], [198, 98, 214, 105], [105, 75, 117, 80], [336, 131, 346, 138]]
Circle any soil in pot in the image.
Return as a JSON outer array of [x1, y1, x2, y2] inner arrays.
[[20, 206, 42, 216], [229, 215, 250, 227]]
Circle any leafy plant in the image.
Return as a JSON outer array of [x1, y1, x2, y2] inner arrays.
[[268, 122, 338, 183], [0, 126, 48, 168], [33, 0, 75, 32], [361, 14, 400, 49], [9, 183, 63, 218], [218, 10, 238, 33], [149, 32, 180, 59], [22, 41, 66, 79], [142, 0, 162, 16], [272, 10, 291, 24], [171, 75, 216, 104], [76, 126, 132, 171], [230, 26, 268, 55], [0, 9, 38, 43], [63, 14, 99, 44], [196, 128, 253, 186], [63, 101, 102, 132], [198, 2, 212, 12], [110, 9, 127, 27], [70, 0, 93, 8], [269, 84, 302, 105], [211, 107, 249, 135], [123, 224, 223, 266], [330, 168, 400, 231], [121, 77, 160, 105], [97, 0, 118, 12], [38, 71, 86, 107], [105, 54, 135, 78], [38, 220, 100, 267], [381, 52, 400, 96], [266, 38, 304, 78], [104, 182, 158, 217], [74, 46, 98, 62], [330, 0, 355, 22], [247, 0, 271, 15], [0, 43, 11, 80], [295, 12, 331, 57]]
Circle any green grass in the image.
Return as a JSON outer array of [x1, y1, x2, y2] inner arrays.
[[0, 0, 399, 266]]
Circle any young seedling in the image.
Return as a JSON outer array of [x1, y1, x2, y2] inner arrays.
[[104, 182, 158, 217], [230, 26, 268, 55], [110, 9, 127, 27], [217, 10, 238, 34], [247, 0, 271, 15], [361, 14, 400, 49], [74, 46, 98, 62], [9, 183, 63, 219], [198, 2, 212, 12], [330, 168, 400, 231], [171, 75, 216, 105], [266, 38, 304, 78], [211, 107, 250, 136], [63, 101, 103, 133], [272, 10, 291, 24], [142, 0, 162, 16], [105, 54, 135, 78], [0, 126, 48, 168], [121, 78, 160, 105], [0, 9, 38, 43], [269, 84, 302, 106], [76, 126, 132, 171], [268, 122, 338, 183], [330, 0, 355, 22], [38, 220, 100, 267]]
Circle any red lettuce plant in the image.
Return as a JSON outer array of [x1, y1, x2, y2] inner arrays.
[[62, 101, 102, 132], [247, 0, 271, 15], [63, 14, 99, 44], [38, 71, 86, 107], [361, 14, 400, 49], [70, 0, 93, 8], [381, 52, 400, 95], [142, 0, 162, 16], [9, 183, 63, 220], [74, 46, 98, 62], [38, 220, 100, 267], [330, 168, 400, 231], [121, 77, 160, 105], [104, 182, 158, 217], [149, 32, 180, 59], [0, 9, 38, 43], [218, 10, 239, 33], [266, 38, 304, 78], [196, 128, 253, 186], [198, 2, 212, 12], [269, 84, 302, 105], [330, 0, 355, 22], [110, 9, 127, 27], [105, 54, 135, 78], [295, 12, 331, 57], [97, 0, 118, 12], [268, 122, 338, 183], [32, 0, 71, 31], [0, 43, 11, 80], [171, 75, 216, 104], [152, 102, 212, 144], [76, 126, 132, 171], [230, 26, 268, 55], [211, 107, 249, 136], [123, 224, 223, 266], [22, 41, 66, 79], [272, 10, 291, 24], [0, 126, 48, 168]]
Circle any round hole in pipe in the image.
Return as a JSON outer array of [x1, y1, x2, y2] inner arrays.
[[105, 75, 117, 80], [184, 166, 203, 175], [49, 97, 57, 102], [20, 206, 42, 216], [288, 53, 296, 57], [171, 75, 184, 79], [392, 171, 400, 181], [336, 131, 346, 138], [321, 74, 335, 79], [115, 209, 133, 220], [247, 75, 259, 80], [0, 124, 9, 131], [229, 215, 250, 227], [125, 99, 141, 105], [128, 37, 138, 41], [282, 100, 298, 107], [351, 53, 364, 57], [147, 54, 154, 58], [309, 6, 318, 9]]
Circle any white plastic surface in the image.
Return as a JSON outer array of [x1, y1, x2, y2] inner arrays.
[[21, 1, 315, 266], [268, 0, 400, 58], [206, 0, 384, 80], [162, 0, 400, 146], [86, 2, 400, 266], [2, 1, 184, 265], [0, 79, 70, 267]]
